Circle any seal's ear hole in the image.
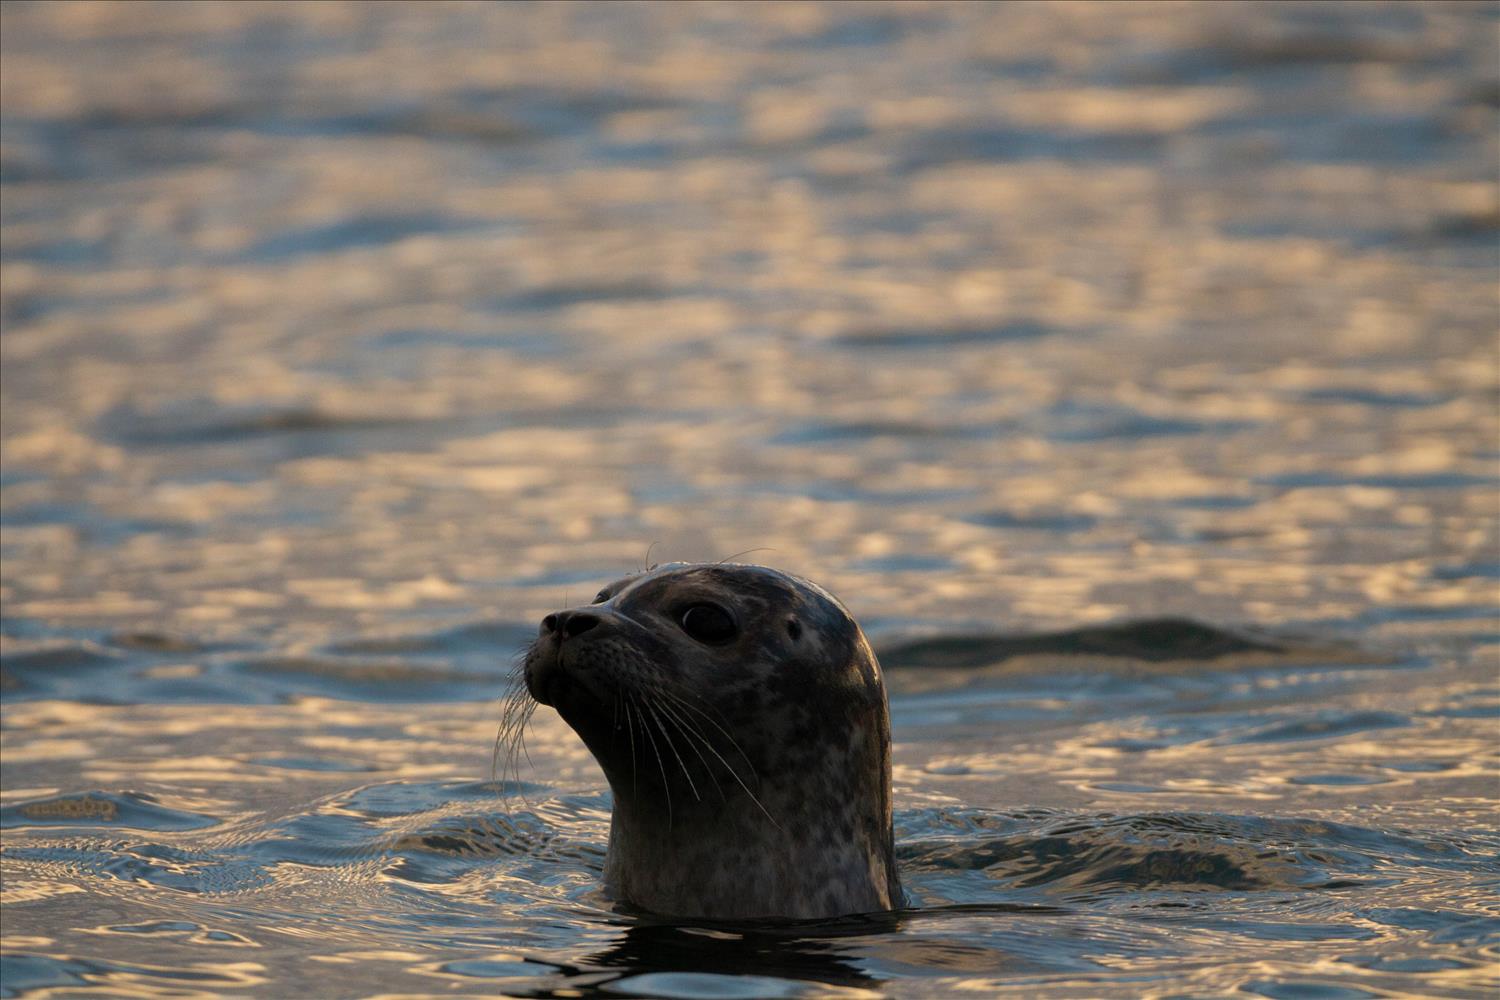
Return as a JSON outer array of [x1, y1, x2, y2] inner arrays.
[[786, 618, 803, 641]]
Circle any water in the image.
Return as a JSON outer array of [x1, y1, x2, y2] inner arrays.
[[1, 2, 1497, 997]]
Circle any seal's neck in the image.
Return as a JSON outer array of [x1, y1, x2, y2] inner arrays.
[[602, 771, 898, 920]]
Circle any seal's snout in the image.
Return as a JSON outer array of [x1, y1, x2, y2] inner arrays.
[[540, 609, 601, 639], [527, 608, 609, 707]]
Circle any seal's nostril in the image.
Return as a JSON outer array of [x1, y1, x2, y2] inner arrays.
[[543, 610, 600, 639], [564, 612, 600, 638]]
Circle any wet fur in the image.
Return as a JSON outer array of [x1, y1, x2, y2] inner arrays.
[[506, 563, 901, 920]]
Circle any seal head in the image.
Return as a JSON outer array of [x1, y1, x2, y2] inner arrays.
[[520, 562, 900, 920]]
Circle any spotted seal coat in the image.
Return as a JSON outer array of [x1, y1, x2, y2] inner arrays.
[[507, 562, 901, 920]]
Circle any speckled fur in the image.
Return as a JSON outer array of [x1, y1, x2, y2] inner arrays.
[[522, 562, 901, 920]]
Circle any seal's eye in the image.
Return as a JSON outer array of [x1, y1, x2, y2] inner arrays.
[[680, 604, 736, 645]]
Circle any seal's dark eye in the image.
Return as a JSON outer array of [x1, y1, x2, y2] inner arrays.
[[680, 604, 736, 645]]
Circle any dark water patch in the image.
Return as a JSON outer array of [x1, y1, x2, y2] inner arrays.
[[1223, 210, 1500, 254], [559, 922, 887, 997], [239, 212, 490, 262], [973, 55, 1059, 82], [0, 235, 112, 267], [324, 619, 534, 657], [773, 10, 926, 49], [236, 654, 498, 700], [64, 102, 271, 132], [1090, 739, 1170, 753], [295, 106, 536, 145], [1342, 954, 1472, 974], [1206, 30, 1425, 70], [100, 401, 424, 447], [0, 468, 46, 489], [510, 567, 618, 589], [251, 756, 379, 773], [0, 791, 219, 832], [1192, 108, 1463, 167], [849, 555, 955, 573], [1296, 388, 1455, 408], [362, 327, 573, 359], [57, 85, 684, 150], [105, 630, 216, 654], [879, 618, 1291, 670], [897, 125, 1165, 172], [902, 812, 1337, 900], [1086, 781, 1174, 794], [1170, 494, 1261, 510], [0, 115, 227, 186], [1, 641, 142, 699], [1432, 562, 1500, 581], [899, 810, 1490, 909], [487, 281, 675, 313], [1042, 401, 1256, 442], [1288, 773, 1390, 786], [1421, 701, 1500, 720], [441, 85, 683, 140], [0, 640, 123, 673], [754, 481, 978, 506], [772, 420, 988, 445], [1244, 979, 1381, 999], [833, 319, 1060, 349], [1223, 710, 1410, 745], [1135, 31, 1427, 87], [964, 510, 1099, 532], [1258, 471, 1494, 490], [1380, 760, 1456, 773], [1426, 208, 1500, 242], [0, 502, 188, 544]]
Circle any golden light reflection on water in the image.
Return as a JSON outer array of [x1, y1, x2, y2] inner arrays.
[[2, 0, 1497, 996]]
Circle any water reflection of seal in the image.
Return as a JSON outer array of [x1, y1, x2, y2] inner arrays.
[[504, 562, 901, 920]]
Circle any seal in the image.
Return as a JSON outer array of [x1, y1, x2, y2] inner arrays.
[[504, 562, 901, 920]]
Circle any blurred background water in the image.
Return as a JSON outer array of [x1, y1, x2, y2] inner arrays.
[[1, 2, 1497, 998]]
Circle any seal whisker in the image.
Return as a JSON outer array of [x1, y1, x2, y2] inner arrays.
[[716, 546, 774, 565], [657, 688, 763, 789], [494, 672, 537, 808], [622, 698, 639, 799], [492, 656, 528, 784], [631, 692, 673, 828], [643, 698, 700, 803], [494, 674, 524, 781], [508, 688, 536, 778], [651, 694, 725, 801], [655, 689, 781, 831]]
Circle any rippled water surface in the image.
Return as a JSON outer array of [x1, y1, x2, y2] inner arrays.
[[2, 2, 1498, 997]]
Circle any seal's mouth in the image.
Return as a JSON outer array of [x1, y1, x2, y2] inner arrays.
[[524, 642, 609, 717], [523, 645, 561, 707]]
